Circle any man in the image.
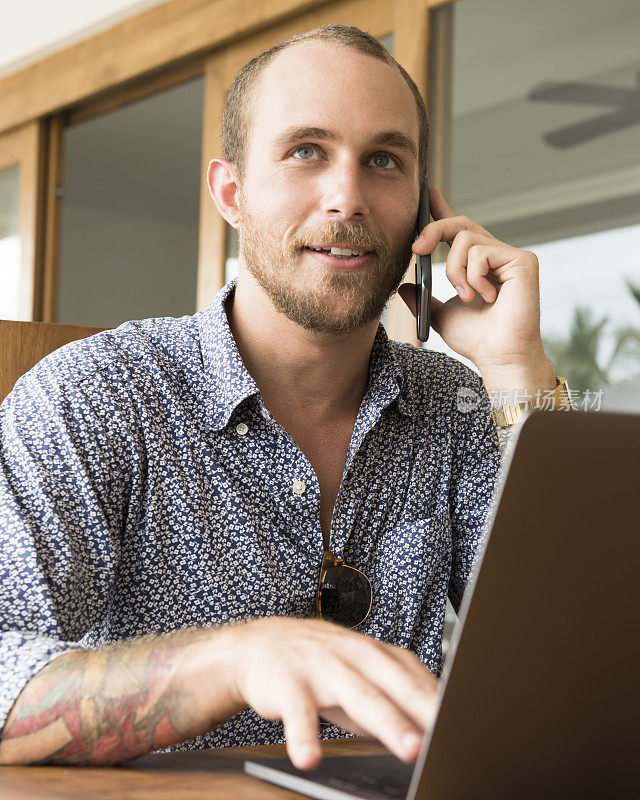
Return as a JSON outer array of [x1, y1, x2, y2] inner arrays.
[[0, 25, 567, 771]]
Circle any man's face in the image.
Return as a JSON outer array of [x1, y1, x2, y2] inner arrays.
[[236, 41, 420, 335]]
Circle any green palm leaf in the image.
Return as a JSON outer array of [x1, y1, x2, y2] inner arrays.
[[544, 308, 611, 394]]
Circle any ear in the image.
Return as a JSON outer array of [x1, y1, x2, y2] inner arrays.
[[207, 158, 241, 228]]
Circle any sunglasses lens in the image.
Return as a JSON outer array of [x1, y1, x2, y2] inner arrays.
[[320, 565, 371, 628]]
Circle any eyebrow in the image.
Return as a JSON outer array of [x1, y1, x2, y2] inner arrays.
[[272, 125, 418, 161]]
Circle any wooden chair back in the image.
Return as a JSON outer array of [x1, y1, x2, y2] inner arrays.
[[0, 320, 104, 403]]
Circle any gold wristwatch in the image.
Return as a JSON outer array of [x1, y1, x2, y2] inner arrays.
[[491, 376, 572, 427]]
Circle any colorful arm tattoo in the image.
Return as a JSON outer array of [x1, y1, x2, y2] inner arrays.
[[0, 637, 196, 765]]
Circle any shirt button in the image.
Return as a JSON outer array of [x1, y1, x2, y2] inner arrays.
[[236, 422, 249, 436], [292, 479, 306, 495]]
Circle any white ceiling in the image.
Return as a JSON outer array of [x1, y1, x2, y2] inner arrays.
[[449, 0, 640, 243], [0, 0, 168, 78], [452, 0, 640, 116]]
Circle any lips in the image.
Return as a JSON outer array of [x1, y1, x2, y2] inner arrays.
[[307, 245, 371, 258], [303, 247, 374, 272]]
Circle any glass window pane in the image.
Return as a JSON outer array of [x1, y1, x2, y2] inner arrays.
[[428, 0, 640, 411], [58, 78, 203, 328], [379, 34, 394, 55], [0, 164, 21, 319]]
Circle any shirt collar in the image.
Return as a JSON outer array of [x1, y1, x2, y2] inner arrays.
[[198, 280, 260, 432], [366, 321, 414, 419], [197, 280, 415, 433]]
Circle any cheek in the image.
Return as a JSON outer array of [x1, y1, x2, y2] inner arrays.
[[374, 201, 416, 247], [273, 171, 319, 214], [251, 171, 316, 225], [267, 182, 319, 245]]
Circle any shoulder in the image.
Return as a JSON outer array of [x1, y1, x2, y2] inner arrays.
[[389, 341, 486, 414], [5, 313, 203, 420]]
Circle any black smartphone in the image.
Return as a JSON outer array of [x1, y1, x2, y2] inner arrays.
[[415, 179, 432, 342]]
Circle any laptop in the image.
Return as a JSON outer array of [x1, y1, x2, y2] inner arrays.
[[245, 410, 639, 799]]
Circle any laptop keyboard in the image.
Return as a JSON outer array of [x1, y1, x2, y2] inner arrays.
[[249, 754, 413, 800], [324, 767, 410, 798]]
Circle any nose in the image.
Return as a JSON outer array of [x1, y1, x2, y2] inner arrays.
[[320, 161, 370, 222]]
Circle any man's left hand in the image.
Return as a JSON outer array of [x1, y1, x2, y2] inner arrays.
[[398, 187, 556, 398]]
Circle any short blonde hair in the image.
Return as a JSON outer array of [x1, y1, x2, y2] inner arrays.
[[222, 24, 429, 181]]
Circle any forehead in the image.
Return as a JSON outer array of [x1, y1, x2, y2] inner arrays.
[[248, 40, 419, 148]]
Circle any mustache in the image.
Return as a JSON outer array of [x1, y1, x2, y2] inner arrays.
[[290, 222, 390, 255]]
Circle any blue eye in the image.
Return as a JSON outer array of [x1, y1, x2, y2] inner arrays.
[[293, 145, 317, 160], [370, 153, 396, 169]]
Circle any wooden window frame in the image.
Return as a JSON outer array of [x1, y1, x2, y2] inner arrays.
[[0, 122, 46, 321]]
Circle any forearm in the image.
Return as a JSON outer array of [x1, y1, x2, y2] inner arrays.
[[0, 625, 243, 766]]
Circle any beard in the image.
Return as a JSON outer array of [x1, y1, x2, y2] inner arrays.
[[237, 196, 415, 336]]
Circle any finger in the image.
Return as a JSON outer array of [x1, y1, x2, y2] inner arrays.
[[336, 638, 438, 734], [413, 215, 497, 255], [282, 691, 322, 771], [374, 643, 441, 717], [445, 230, 504, 302], [319, 706, 372, 737], [466, 245, 499, 303], [322, 661, 424, 763], [378, 641, 439, 687], [467, 243, 538, 299]]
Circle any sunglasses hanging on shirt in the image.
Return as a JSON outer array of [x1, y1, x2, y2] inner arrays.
[[317, 551, 372, 629]]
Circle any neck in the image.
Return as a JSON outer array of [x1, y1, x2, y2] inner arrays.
[[226, 270, 379, 425]]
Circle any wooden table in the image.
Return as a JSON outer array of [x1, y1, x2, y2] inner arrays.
[[0, 739, 387, 799]]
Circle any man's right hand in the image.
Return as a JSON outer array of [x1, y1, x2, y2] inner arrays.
[[227, 616, 439, 770], [0, 617, 438, 769]]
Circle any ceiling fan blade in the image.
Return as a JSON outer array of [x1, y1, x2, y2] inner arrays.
[[543, 105, 640, 148], [528, 80, 639, 107]]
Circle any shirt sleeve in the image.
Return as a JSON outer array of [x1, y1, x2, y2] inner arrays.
[[0, 341, 139, 732], [447, 368, 501, 613]]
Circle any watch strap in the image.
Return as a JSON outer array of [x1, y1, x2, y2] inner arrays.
[[491, 376, 572, 427]]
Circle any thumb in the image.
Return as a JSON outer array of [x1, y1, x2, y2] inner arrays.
[[397, 283, 444, 333], [397, 283, 417, 317]]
